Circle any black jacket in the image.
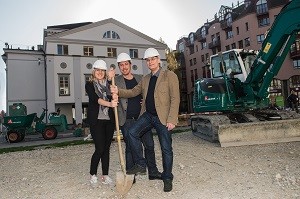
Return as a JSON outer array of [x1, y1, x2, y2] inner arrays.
[[85, 81, 115, 126], [287, 93, 298, 104]]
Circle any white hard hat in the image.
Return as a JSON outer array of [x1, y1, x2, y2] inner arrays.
[[117, 53, 131, 63], [93, 60, 107, 70], [143, 48, 160, 59]]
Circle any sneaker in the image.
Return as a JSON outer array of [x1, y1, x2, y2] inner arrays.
[[126, 164, 147, 175], [90, 175, 98, 186], [163, 179, 173, 192], [101, 175, 113, 185], [84, 134, 92, 141]]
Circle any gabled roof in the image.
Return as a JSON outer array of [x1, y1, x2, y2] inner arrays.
[[47, 22, 92, 30], [45, 18, 166, 48]]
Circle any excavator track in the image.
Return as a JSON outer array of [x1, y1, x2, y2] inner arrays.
[[191, 110, 300, 147], [191, 114, 230, 142]]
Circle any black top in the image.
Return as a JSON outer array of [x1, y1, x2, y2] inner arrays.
[[124, 78, 142, 119], [145, 75, 158, 115]]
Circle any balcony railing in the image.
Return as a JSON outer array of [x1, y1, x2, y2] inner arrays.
[[186, 40, 194, 47], [195, 33, 206, 42], [221, 22, 232, 30], [256, 7, 269, 16], [290, 48, 300, 59], [208, 39, 221, 49]]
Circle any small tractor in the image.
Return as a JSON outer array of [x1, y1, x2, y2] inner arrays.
[[1, 103, 68, 143]]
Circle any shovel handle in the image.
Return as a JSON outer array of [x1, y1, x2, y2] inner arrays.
[[111, 77, 126, 174]]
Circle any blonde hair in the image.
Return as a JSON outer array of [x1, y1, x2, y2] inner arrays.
[[90, 68, 107, 82]]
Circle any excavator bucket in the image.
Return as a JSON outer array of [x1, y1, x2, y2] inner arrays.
[[218, 118, 300, 147]]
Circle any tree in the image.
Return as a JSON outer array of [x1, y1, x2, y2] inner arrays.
[[159, 38, 178, 71]]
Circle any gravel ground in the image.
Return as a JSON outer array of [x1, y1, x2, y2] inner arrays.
[[0, 131, 299, 199]]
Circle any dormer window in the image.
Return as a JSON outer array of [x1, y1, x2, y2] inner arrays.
[[225, 13, 232, 27], [189, 33, 194, 44], [103, 31, 120, 39], [256, 0, 268, 15], [201, 27, 206, 38]]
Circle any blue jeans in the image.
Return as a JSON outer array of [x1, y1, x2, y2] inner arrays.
[[120, 118, 159, 174], [128, 112, 173, 180]]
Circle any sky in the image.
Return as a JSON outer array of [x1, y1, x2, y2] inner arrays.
[[0, 0, 237, 111]]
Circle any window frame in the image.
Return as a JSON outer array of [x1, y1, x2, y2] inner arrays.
[[57, 44, 68, 55], [107, 47, 117, 57], [83, 46, 94, 56], [58, 74, 70, 96]]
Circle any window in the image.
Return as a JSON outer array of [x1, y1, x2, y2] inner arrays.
[[57, 44, 68, 55], [107, 47, 117, 57], [225, 13, 232, 27], [189, 59, 193, 66], [244, 37, 250, 47], [83, 46, 94, 56], [196, 45, 198, 52], [60, 62, 67, 69], [226, 30, 233, 39], [201, 27, 206, 38], [245, 22, 249, 31], [291, 40, 300, 54], [205, 53, 209, 62], [293, 59, 300, 68], [201, 55, 205, 63], [58, 74, 70, 96], [236, 27, 240, 35], [189, 33, 195, 44], [178, 42, 185, 52], [201, 42, 207, 49], [193, 58, 197, 65], [225, 45, 230, 51], [258, 17, 270, 27], [257, 34, 265, 43], [238, 40, 243, 48], [84, 74, 91, 95], [86, 63, 92, 69], [129, 49, 138, 58], [103, 31, 120, 39], [231, 43, 236, 49], [256, 0, 268, 15]]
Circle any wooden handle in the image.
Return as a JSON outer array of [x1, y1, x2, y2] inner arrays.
[[112, 77, 126, 174]]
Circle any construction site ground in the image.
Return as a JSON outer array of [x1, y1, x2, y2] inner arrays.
[[0, 128, 299, 199]]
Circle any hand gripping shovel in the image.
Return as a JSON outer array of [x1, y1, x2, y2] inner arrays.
[[111, 77, 134, 195]]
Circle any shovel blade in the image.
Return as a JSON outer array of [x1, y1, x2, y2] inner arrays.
[[116, 172, 134, 195]]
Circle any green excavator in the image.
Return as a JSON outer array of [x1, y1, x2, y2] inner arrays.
[[190, 0, 300, 147]]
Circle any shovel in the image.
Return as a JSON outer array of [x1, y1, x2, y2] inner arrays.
[[111, 77, 134, 195]]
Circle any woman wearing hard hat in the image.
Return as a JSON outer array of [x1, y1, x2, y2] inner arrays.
[[85, 59, 118, 187]]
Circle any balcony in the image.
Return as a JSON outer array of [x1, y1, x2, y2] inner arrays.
[[256, 7, 269, 16], [208, 39, 221, 49], [186, 40, 194, 47], [195, 32, 206, 42], [221, 21, 232, 30], [290, 48, 300, 59]]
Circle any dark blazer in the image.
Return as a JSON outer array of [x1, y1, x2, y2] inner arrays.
[[85, 81, 115, 126]]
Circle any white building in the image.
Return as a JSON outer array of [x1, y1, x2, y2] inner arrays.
[[2, 18, 168, 124]]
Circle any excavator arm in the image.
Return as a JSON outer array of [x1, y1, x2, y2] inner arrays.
[[243, 0, 300, 100]]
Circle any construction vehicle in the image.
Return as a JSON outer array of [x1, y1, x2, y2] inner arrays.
[[190, 0, 300, 147], [2, 103, 69, 143]]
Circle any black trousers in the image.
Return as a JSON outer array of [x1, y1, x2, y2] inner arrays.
[[89, 119, 115, 176]]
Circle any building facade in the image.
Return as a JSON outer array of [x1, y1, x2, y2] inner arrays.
[[177, 0, 300, 113], [2, 18, 167, 124]]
